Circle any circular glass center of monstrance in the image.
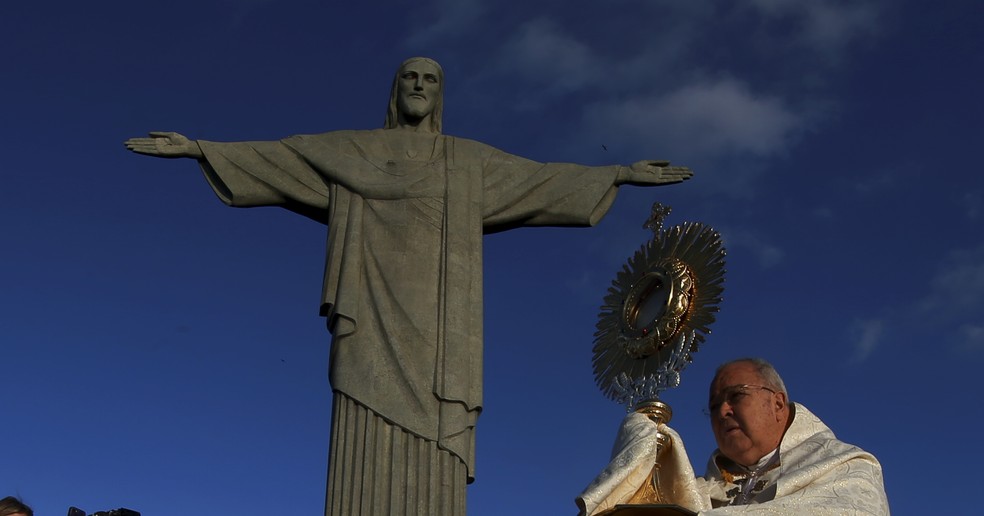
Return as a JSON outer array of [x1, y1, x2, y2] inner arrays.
[[629, 273, 671, 330]]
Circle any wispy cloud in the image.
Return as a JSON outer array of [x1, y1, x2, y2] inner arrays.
[[849, 318, 884, 363], [403, 0, 882, 195], [221, 0, 280, 28], [852, 171, 897, 194], [497, 19, 597, 96], [956, 324, 984, 353], [909, 244, 984, 354], [917, 244, 984, 321], [852, 244, 984, 357], [583, 79, 804, 159], [812, 206, 835, 220], [717, 226, 786, 269], [748, 0, 881, 57], [405, 0, 488, 46], [961, 190, 982, 220]]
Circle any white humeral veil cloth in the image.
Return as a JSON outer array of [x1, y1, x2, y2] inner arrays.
[[577, 404, 889, 515]]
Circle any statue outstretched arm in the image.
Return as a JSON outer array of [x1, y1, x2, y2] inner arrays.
[[616, 160, 693, 186], [124, 131, 204, 159]]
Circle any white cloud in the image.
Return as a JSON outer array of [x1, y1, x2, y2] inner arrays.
[[221, 0, 280, 28], [812, 206, 835, 220], [497, 19, 597, 94], [868, 244, 984, 355], [917, 244, 984, 320], [718, 226, 786, 269], [852, 171, 897, 194], [405, 0, 487, 46], [749, 0, 880, 56], [956, 324, 984, 353], [961, 190, 982, 220], [584, 78, 804, 158], [405, 0, 879, 196], [848, 244, 984, 359], [849, 318, 884, 363]]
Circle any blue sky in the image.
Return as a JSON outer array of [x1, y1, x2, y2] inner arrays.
[[2, 0, 981, 514]]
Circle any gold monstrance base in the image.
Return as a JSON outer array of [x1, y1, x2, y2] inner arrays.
[[605, 504, 697, 516]]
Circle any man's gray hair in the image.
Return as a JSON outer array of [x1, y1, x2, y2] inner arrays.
[[716, 357, 788, 396]]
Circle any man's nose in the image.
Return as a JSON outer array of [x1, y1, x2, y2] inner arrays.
[[714, 402, 734, 419], [414, 77, 424, 90]]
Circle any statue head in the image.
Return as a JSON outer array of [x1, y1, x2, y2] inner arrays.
[[385, 57, 444, 133]]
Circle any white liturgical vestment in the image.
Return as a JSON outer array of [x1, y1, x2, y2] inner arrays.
[[577, 403, 889, 515]]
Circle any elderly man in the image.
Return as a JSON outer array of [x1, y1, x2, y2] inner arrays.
[[577, 358, 889, 515]]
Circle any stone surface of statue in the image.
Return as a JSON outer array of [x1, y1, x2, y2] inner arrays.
[[124, 57, 693, 516]]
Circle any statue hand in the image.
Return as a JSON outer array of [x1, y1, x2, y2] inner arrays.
[[124, 131, 203, 159], [619, 160, 693, 186]]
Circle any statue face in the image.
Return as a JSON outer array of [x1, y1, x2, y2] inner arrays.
[[396, 60, 441, 123]]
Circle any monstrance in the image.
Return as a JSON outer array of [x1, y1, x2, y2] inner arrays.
[[592, 202, 726, 505]]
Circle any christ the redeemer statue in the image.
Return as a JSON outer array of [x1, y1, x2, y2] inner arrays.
[[125, 57, 693, 515]]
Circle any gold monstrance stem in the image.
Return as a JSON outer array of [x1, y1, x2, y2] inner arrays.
[[634, 400, 673, 503]]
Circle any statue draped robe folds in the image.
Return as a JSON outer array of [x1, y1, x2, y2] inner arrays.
[[196, 128, 623, 512]]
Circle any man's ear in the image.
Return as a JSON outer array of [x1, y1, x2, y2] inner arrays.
[[774, 391, 788, 418]]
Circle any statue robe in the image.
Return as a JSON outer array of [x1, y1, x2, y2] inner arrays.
[[196, 129, 621, 485]]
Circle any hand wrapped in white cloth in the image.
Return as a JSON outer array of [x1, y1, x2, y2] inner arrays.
[[576, 412, 711, 515]]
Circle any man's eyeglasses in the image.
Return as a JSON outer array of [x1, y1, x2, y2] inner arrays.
[[704, 384, 777, 416]]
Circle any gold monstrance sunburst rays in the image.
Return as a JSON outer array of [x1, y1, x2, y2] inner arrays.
[[591, 202, 726, 506]]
